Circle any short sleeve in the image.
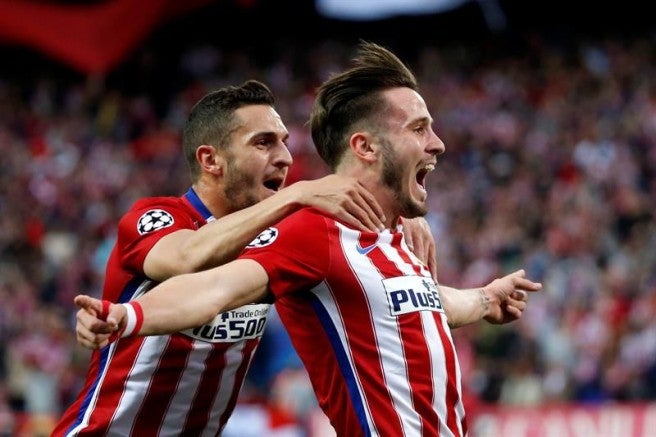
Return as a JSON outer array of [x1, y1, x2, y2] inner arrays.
[[116, 197, 198, 274]]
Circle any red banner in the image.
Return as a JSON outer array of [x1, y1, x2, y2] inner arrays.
[[0, 0, 213, 74], [468, 403, 656, 437]]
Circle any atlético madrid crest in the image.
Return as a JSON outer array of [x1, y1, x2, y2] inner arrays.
[[137, 209, 174, 235], [247, 227, 278, 248]]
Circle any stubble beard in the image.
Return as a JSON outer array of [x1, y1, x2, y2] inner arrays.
[[223, 160, 260, 212], [380, 140, 427, 219]]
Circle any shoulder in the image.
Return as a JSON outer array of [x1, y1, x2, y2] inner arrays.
[[121, 196, 192, 221], [117, 196, 196, 236], [246, 207, 331, 251], [129, 196, 188, 213], [276, 207, 335, 230]]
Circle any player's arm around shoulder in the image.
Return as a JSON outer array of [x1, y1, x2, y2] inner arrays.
[[145, 175, 384, 282], [75, 259, 271, 339], [139, 258, 271, 335], [144, 228, 206, 281], [143, 207, 280, 282]]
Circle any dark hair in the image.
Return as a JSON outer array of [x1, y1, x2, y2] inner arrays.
[[310, 41, 418, 170], [183, 80, 275, 180]]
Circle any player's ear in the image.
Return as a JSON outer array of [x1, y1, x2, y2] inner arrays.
[[197, 144, 225, 176], [349, 132, 377, 164]]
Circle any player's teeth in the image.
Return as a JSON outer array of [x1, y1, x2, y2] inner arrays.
[[425, 164, 435, 172]]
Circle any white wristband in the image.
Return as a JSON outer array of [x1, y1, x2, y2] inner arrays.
[[120, 301, 144, 337]]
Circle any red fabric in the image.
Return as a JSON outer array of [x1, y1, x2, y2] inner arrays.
[[0, 0, 213, 74]]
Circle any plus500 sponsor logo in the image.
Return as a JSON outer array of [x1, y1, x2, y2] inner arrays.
[[181, 304, 270, 342], [383, 276, 444, 316]]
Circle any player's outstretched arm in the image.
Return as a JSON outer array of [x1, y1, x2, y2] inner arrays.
[[440, 269, 542, 328], [145, 175, 383, 281], [75, 259, 270, 347]]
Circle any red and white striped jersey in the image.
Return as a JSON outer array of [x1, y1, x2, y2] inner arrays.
[[53, 188, 268, 437], [240, 207, 467, 437]]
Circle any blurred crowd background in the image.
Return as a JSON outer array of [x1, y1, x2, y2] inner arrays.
[[0, 0, 655, 435]]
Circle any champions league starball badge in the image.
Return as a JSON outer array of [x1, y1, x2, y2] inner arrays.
[[247, 227, 278, 248], [137, 209, 175, 234]]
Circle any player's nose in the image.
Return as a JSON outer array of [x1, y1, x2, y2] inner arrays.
[[273, 142, 293, 168]]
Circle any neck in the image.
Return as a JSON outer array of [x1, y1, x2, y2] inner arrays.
[[190, 180, 231, 219], [337, 167, 399, 231]]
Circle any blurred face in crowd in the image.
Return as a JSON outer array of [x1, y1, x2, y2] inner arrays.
[[221, 104, 292, 212], [377, 87, 444, 218]]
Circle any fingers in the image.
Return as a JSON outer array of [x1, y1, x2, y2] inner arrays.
[[502, 287, 535, 321], [514, 277, 542, 293], [298, 176, 385, 232], [76, 309, 113, 349], [75, 294, 103, 314], [504, 292, 528, 319], [485, 272, 540, 324], [353, 182, 385, 229], [506, 294, 527, 310], [499, 270, 541, 294], [106, 304, 126, 327], [503, 304, 523, 320], [409, 232, 436, 278], [511, 290, 527, 300], [407, 228, 427, 260], [342, 202, 383, 233], [333, 206, 379, 233], [74, 295, 124, 349], [77, 328, 111, 349], [321, 189, 385, 233], [427, 242, 438, 282], [77, 308, 101, 331], [401, 217, 437, 279]]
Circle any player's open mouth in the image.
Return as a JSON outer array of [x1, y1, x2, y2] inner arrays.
[[416, 163, 435, 190], [263, 177, 284, 192]]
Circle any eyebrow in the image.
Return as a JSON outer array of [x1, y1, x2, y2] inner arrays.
[[409, 115, 433, 127], [249, 130, 289, 142]]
